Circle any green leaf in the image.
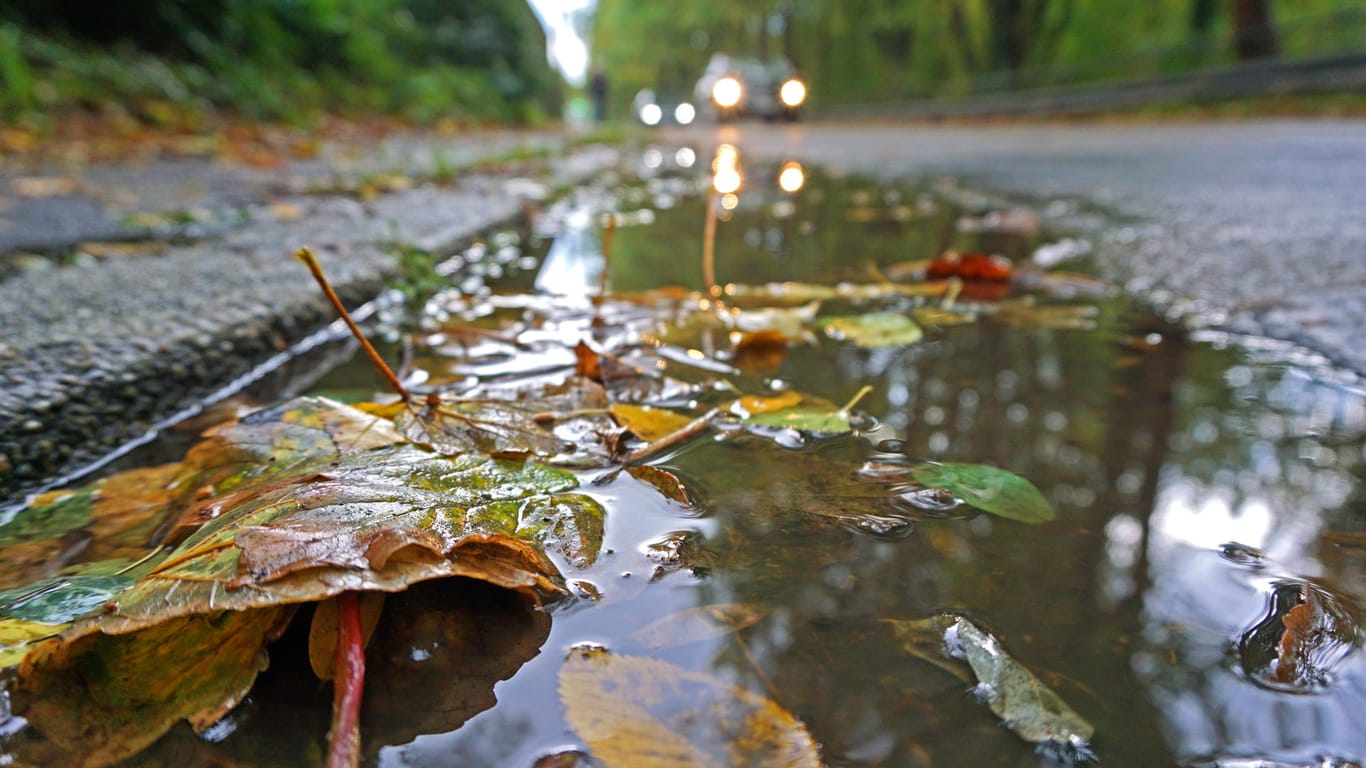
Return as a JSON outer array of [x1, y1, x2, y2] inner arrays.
[[0, 487, 94, 546], [745, 405, 852, 435], [0, 574, 133, 624], [956, 620, 1094, 752], [818, 312, 923, 347], [909, 462, 1055, 523], [886, 614, 1094, 756], [514, 493, 606, 569]]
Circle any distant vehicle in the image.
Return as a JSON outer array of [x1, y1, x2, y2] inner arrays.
[[632, 88, 697, 127], [693, 53, 807, 122]]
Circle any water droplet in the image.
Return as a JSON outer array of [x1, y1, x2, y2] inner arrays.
[[1219, 541, 1265, 567]]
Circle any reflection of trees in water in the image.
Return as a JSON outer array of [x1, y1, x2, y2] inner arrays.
[[676, 309, 1177, 764]]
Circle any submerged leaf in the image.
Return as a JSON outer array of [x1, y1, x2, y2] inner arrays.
[[819, 312, 923, 347], [886, 614, 1094, 756], [956, 620, 1094, 752], [629, 603, 769, 650], [909, 462, 1055, 523], [559, 646, 820, 768]]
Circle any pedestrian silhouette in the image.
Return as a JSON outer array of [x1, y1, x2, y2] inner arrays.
[[589, 70, 608, 123]]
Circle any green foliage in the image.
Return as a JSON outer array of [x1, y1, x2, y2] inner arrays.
[[590, 0, 1366, 108], [0, 0, 561, 124]]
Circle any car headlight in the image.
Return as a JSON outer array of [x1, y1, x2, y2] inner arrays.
[[712, 77, 742, 108], [674, 102, 696, 125], [779, 79, 806, 108], [639, 103, 662, 126]]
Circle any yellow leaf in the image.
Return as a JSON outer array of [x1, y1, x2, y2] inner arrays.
[[735, 390, 802, 416], [559, 646, 820, 768], [610, 404, 695, 442]]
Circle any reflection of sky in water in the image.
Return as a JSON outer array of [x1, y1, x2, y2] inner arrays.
[[1129, 365, 1365, 764]]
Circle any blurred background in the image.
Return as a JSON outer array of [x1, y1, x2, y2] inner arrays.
[[1, 0, 1362, 131]]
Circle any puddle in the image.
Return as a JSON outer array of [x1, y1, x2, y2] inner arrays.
[[3, 146, 1363, 767]]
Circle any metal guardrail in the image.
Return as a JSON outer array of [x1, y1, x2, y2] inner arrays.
[[821, 54, 1366, 120]]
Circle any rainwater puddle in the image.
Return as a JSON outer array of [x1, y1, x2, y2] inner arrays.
[[3, 147, 1363, 768]]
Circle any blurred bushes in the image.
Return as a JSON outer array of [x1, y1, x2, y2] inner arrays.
[[0, 0, 560, 125]]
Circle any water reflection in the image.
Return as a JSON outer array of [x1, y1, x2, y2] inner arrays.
[[435, 151, 1365, 766], [86, 147, 1365, 766]]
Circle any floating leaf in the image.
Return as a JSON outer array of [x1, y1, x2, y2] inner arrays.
[[886, 614, 1094, 756], [745, 405, 852, 435], [0, 574, 133, 625], [513, 493, 606, 569], [629, 603, 769, 649], [909, 462, 1055, 523], [0, 487, 95, 547], [744, 386, 871, 437], [926, 251, 1013, 282], [611, 403, 695, 442], [625, 465, 695, 506], [732, 330, 789, 372], [819, 312, 923, 347], [559, 646, 820, 768], [730, 301, 821, 339], [734, 390, 802, 417], [6, 395, 582, 764], [912, 306, 978, 327], [992, 298, 1098, 330], [13, 606, 295, 768], [396, 394, 570, 461]]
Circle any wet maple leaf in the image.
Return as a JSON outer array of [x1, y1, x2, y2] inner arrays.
[[4, 396, 601, 767], [394, 392, 571, 461]]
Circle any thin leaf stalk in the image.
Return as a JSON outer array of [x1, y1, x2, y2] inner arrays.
[[327, 590, 366, 768], [295, 247, 410, 401]]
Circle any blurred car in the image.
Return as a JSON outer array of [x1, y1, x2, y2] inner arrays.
[[693, 53, 806, 122], [632, 88, 697, 127]]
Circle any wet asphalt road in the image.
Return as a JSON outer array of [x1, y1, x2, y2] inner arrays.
[[677, 118, 1366, 379]]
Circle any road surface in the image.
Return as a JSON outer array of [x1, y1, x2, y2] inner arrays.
[[678, 118, 1366, 379]]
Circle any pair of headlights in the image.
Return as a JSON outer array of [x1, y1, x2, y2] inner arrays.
[[711, 77, 807, 109], [639, 102, 697, 126]]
